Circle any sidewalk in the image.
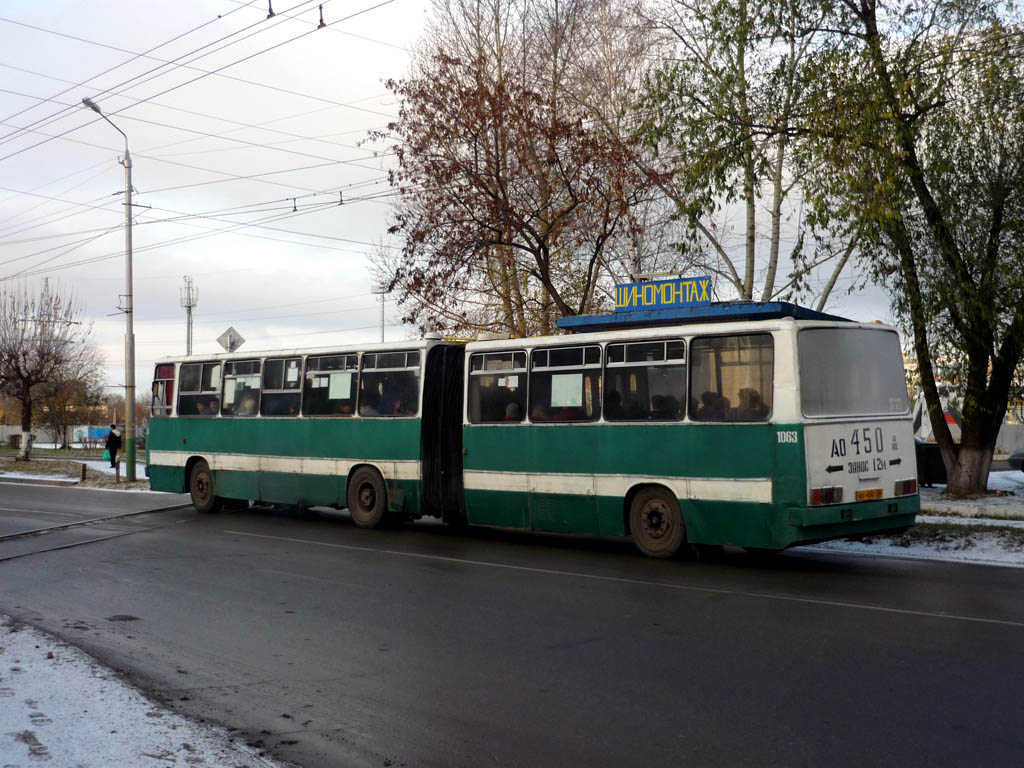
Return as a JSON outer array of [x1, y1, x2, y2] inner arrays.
[[0, 616, 288, 767]]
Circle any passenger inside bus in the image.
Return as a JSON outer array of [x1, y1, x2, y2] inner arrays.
[[651, 395, 680, 419], [697, 391, 727, 421], [738, 388, 768, 420], [604, 391, 624, 420]]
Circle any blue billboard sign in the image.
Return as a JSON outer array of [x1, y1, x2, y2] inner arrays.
[[614, 277, 712, 312]]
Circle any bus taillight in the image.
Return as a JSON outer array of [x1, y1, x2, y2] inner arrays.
[[810, 486, 843, 505], [894, 479, 917, 496]]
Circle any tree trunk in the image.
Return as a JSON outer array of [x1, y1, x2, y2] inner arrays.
[[946, 442, 994, 497], [18, 396, 32, 461]]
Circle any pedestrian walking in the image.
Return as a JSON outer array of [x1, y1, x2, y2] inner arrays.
[[104, 424, 122, 470]]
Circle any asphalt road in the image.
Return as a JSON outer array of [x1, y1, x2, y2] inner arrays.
[[1, 483, 1023, 767]]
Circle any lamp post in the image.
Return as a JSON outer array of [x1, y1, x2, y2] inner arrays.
[[82, 97, 136, 482]]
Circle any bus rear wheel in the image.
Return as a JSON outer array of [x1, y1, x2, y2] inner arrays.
[[347, 467, 387, 528], [189, 459, 223, 514], [630, 487, 684, 558]]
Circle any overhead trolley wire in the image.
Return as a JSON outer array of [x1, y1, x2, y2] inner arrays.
[[0, 0, 309, 149], [0, 0, 396, 165], [0, 199, 342, 281], [0, 0, 395, 163], [0, 175, 394, 249], [0, 61, 390, 164], [226, 0, 411, 53], [0, 1, 263, 145]]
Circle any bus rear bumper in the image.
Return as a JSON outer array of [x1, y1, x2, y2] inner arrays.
[[788, 494, 920, 527], [783, 494, 919, 547]]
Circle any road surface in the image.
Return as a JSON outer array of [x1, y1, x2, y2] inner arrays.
[[1, 483, 1022, 767]]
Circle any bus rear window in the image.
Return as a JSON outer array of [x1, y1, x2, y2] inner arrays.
[[799, 328, 909, 417]]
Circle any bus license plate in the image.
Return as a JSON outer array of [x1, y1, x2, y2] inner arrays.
[[856, 488, 883, 501]]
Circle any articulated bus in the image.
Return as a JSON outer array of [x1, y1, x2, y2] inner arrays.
[[146, 303, 919, 557]]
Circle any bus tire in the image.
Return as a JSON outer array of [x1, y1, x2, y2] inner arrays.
[[189, 459, 223, 514], [347, 467, 388, 528], [629, 486, 684, 558]]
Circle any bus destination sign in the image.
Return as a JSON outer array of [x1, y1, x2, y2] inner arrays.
[[614, 277, 712, 313]]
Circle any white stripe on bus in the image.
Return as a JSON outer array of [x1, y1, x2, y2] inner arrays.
[[149, 452, 772, 502], [463, 470, 772, 503], [147, 451, 421, 481]]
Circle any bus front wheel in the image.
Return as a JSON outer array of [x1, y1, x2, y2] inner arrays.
[[189, 459, 223, 514], [629, 487, 684, 558], [347, 467, 387, 528]]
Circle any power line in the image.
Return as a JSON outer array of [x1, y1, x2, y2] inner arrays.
[[0, 61, 391, 163], [0, 199, 343, 281], [0, 84, 391, 180], [0, 169, 118, 237], [0, 0, 396, 165], [95, 289, 384, 324], [0, 0, 314, 149], [226, 0, 411, 52], [0, 1, 266, 147], [0, 176, 394, 250]]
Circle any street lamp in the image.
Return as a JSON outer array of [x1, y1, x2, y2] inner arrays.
[[82, 96, 136, 482]]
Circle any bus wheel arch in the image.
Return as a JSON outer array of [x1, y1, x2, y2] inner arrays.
[[346, 464, 389, 528], [626, 483, 685, 558], [187, 457, 223, 514]]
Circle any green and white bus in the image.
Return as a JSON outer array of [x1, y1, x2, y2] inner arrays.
[[146, 302, 919, 557]]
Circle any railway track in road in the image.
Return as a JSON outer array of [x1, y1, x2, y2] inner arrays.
[[0, 503, 193, 563]]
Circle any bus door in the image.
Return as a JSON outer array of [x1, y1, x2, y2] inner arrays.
[[421, 344, 466, 524]]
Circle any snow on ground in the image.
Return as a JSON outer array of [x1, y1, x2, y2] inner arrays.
[[80, 459, 147, 477], [806, 533, 1024, 567], [0, 616, 287, 768], [919, 471, 1024, 519]]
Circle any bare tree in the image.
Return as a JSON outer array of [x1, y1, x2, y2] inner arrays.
[[0, 282, 102, 460], [372, 0, 683, 337]]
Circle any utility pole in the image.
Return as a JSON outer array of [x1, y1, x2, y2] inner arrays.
[[180, 276, 197, 355], [82, 96, 136, 482]]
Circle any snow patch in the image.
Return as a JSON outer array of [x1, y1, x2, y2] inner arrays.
[[0, 616, 289, 767]]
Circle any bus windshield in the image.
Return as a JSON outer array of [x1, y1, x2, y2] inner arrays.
[[799, 328, 909, 417]]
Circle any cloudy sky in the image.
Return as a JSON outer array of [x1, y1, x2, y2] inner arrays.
[[0, 0, 894, 400]]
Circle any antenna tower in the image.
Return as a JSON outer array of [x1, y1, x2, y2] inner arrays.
[[372, 283, 388, 342], [180, 276, 198, 355]]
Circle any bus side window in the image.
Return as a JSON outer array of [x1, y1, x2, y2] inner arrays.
[[261, 357, 302, 416], [221, 360, 261, 417], [359, 351, 420, 417], [178, 362, 222, 416], [468, 351, 527, 423], [689, 334, 773, 423], [152, 364, 174, 416], [603, 340, 686, 421], [528, 345, 601, 423], [303, 354, 357, 416]]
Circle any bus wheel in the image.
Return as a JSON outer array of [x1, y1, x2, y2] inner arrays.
[[347, 467, 387, 528], [189, 459, 223, 514], [629, 487, 684, 558]]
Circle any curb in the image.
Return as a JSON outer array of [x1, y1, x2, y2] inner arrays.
[[0, 476, 79, 487], [920, 503, 1024, 521]]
